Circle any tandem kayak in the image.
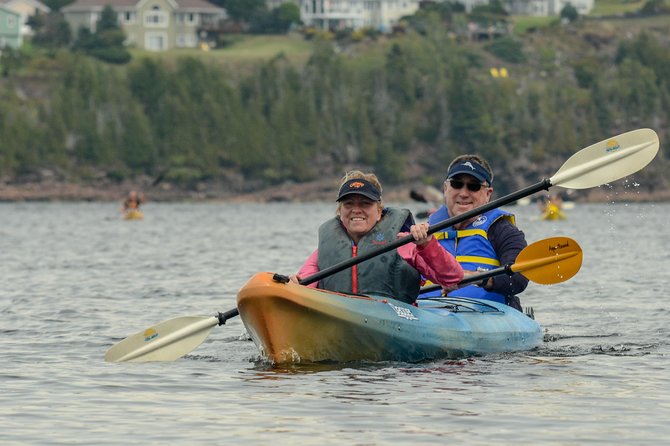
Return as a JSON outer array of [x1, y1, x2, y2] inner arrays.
[[237, 272, 542, 364]]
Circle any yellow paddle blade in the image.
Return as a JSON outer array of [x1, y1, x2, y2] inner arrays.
[[105, 316, 219, 362], [512, 237, 582, 285]]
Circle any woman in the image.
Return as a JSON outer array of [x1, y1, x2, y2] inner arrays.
[[290, 171, 463, 304]]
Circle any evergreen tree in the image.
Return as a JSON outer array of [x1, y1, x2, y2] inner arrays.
[[72, 5, 130, 64]]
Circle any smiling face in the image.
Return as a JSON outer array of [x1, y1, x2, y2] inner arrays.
[[444, 174, 493, 228], [338, 194, 383, 243]]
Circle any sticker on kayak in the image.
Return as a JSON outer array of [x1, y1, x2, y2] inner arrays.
[[388, 303, 418, 321]]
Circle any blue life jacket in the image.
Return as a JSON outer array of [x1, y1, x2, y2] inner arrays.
[[421, 206, 516, 304]]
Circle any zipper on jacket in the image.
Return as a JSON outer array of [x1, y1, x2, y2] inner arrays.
[[351, 244, 358, 294]]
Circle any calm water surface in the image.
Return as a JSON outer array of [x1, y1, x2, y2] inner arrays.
[[2, 199, 668, 445]]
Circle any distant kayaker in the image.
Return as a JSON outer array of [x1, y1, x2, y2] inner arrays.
[[121, 190, 144, 213], [422, 155, 529, 311], [539, 194, 566, 220], [289, 170, 464, 305]]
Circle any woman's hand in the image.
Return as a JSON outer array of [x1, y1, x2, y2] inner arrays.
[[410, 222, 432, 246], [288, 274, 301, 285]]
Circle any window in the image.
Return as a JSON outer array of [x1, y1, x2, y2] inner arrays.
[[145, 8, 168, 27], [121, 11, 136, 24], [177, 13, 197, 25]]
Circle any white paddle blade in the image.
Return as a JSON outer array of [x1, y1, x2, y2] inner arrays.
[[105, 316, 219, 362], [550, 128, 659, 189]]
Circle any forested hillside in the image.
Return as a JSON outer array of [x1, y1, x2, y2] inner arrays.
[[1, 14, 669, 200]]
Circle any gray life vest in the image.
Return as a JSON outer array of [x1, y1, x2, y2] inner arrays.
[[317, 208, 421, 304]]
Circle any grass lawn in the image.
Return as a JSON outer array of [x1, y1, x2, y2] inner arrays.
[[218, 34, 314, 61], [589, 0, 646, 16], [511, 16, 558, 34], [130, 34, 315, 68]]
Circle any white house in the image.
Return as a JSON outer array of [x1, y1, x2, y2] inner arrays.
[[62, 0, 226, 51], [268, 0, 594, 32], [299, 0, 420, 32], [440, 0, 594, 16], [504, 0, 594, 16]]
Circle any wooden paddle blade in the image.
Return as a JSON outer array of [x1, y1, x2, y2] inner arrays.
[[550, 128, 659, 189], [105, 316, 219, 362], [512, 237, 582, 285]]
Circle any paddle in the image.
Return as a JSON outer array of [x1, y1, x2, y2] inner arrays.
[[104, 236, 581, 362], [105, 128, 658, 363], [419, 236, 582, 295], [301, 128, 658, 286]]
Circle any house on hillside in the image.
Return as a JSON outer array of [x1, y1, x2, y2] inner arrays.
[[62, 0, 227, 51], [298, 0, 421, 32], [433, 0, 594, 16], [0, 4, 21, 48], [266, 0, 298, 9], [453, 0, 490, 13], [1, 0, 50, 39], [504, 0, 593, 15]]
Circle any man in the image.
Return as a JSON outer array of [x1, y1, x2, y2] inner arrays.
[[421, 155, 528, 311]]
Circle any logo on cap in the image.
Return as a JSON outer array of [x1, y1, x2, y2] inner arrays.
[[349, 181, 365, 189], [462, 162, 476, 170]]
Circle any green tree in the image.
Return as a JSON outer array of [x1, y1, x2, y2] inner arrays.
[[263, 2, 301, 33], [560, 3, 579, 22], [616, 32, 670, 87], [220, 0, 267, 22], [28, 12, 72, 48], [484, 37, 526, 64], [639, 0, 669, 14], [0, 47, 24, 77], [385, 43, 416, 106], [447, 65, 498, 156], [72, 5, 130, 64], [42, 0, 75, 11]]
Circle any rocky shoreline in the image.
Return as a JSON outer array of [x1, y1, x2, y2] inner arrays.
[[1, 179, 669, 204]]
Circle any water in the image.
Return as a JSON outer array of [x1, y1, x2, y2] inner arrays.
[[2, 200, 668, 445]]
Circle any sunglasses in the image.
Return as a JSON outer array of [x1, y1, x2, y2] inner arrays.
[[447, 179, 486, 192]]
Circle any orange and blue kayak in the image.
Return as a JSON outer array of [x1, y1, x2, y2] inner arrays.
[[237, 272, 542, 364]]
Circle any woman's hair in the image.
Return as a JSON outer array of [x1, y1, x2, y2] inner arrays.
[[447, 154, 494, 185], [338, 170, 383, 194], [336, 170, 383, 215]]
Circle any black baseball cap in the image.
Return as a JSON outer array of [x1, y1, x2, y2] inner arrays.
[[336, 178, 382, 202]]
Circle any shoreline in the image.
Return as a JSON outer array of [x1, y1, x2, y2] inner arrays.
[[1, 180, 669, 204]]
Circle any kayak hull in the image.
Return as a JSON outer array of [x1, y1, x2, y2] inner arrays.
[[236, 272, 542, 364], [123, 209, 144, 220]]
